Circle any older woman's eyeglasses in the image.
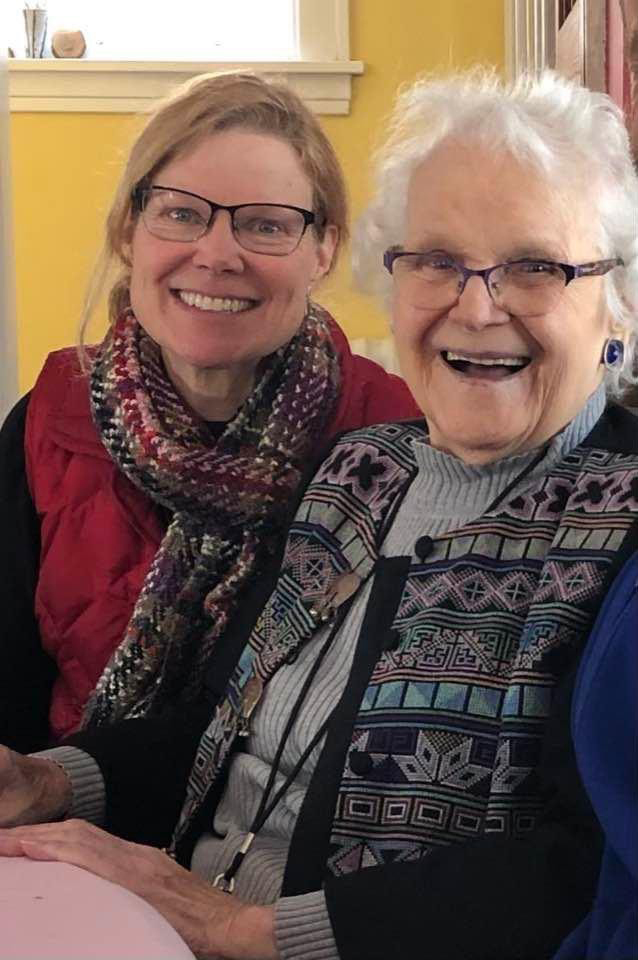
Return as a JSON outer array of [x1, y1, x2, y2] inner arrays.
[[383, 249, 624, 315], [132, 185, 322, 256]]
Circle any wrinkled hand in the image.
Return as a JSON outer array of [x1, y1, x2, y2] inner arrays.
[[0, 746, 71, 826], [0, 819, 278, 960]]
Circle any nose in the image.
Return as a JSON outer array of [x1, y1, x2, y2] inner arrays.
[[447, 274, 509, 330], [190, 210, 244, 272]]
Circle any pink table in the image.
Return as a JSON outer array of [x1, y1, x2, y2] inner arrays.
[[0, 859, 195, 959]]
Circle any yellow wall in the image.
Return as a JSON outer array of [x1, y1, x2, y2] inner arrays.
[[10, 0, 504, 391]]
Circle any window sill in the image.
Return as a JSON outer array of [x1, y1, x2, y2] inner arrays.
[[8, 58, 364, 114]]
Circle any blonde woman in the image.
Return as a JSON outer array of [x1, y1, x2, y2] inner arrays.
[[0, 72, 418, 753]]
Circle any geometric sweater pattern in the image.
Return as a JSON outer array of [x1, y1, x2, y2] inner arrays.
[[172, 419, 638, 876]]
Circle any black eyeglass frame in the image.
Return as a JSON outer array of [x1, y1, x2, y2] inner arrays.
[[383, 248, 624, 301], [131, 184, 323, 254]]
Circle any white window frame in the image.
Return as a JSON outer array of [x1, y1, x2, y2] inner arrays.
[[505, 0, 606, 91], [8, 0, 362, 114], [505, 0, 557, 79]]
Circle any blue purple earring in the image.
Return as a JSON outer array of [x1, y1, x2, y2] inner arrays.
[[602, 338, 625, 369]]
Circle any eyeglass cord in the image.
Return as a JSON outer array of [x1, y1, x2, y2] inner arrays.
[[482, 442, 550, 514]]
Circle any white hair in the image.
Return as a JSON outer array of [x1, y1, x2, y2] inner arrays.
[[354, 68, 638, 396]]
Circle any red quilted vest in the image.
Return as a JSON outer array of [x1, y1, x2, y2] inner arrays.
[[25, 323, 418, 740]]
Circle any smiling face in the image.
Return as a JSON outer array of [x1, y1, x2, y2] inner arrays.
[[391, 141, 614, 463], [128, 129, 336, 373]]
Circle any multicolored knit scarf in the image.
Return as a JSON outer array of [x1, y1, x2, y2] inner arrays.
[[82, 303, 340, 727]]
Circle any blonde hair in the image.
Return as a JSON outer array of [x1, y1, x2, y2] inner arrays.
[[81, 71, 348, 349]]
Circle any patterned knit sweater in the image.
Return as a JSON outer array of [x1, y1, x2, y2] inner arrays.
[[191, 388, 605, 905]]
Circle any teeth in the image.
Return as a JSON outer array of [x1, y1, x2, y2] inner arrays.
[[178, 291, 254, 312], [445, 351, 528, 367]]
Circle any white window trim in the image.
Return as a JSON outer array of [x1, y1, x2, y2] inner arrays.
[[8, 0, 363, 114], [504, 0, 557, 80], [504, 0, 606, 91], [9, 59, 363, 115]]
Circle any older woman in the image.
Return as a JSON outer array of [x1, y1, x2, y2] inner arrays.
[[1, 70, 638, 960], [0, 72, 418, 753]]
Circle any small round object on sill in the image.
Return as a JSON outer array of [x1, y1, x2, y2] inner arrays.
[[52, 29, 86, 59]]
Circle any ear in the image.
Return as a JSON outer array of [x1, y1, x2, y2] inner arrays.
[[311, 224, 339, 282]]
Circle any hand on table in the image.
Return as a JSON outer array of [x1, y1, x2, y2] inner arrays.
[[0, 745, 71, 826], [0, 819, 278, 960]]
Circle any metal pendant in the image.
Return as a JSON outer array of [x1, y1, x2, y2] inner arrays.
[[237, 675, 264, 736], [212, 871, 236, 893], [308, 571, 361, 623], [212, 832, 256, 894]]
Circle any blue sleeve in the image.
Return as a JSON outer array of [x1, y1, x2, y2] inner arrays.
[[555, 552, 638, 960]]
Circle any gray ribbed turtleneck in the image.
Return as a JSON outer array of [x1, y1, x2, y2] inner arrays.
[[383, 383, 605, 551]]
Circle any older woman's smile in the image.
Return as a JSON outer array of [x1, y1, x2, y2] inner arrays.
[[441, 349, 531, 379]]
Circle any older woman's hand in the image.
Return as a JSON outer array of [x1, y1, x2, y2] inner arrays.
[[0, 746, 71, 826], [0, 820, 278, 960]]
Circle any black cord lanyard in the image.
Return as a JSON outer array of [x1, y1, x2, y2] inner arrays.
[[483, 443, 550, 514], [212, 609, 347, 893]]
